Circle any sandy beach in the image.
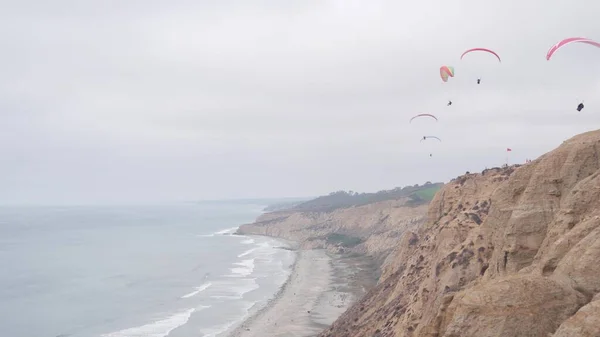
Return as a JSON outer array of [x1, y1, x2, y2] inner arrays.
[[228, 249, 375, 337]]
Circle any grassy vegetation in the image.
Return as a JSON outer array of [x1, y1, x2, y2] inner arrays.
[[325, 233, 363, 247], [412, 185, 441, 201], [262, 198, 311, 212], [286, 182, 444, 212]]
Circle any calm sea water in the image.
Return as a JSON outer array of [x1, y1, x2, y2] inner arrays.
[[0, 202, 295, 337]]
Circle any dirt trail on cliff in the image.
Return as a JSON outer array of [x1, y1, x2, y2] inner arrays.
[[320, 129, 600, 337]]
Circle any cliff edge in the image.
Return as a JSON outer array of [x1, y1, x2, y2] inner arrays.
[[320, 129, 600, 337], [237, 184, 441, 264]]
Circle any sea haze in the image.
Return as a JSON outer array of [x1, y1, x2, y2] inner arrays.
[[0, 202, 295, 337]]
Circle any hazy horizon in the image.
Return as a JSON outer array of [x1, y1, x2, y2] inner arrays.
[[0, 196, 313, 207], [2, 0, 599, 205]]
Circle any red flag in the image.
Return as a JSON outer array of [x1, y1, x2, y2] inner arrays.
[[506, 148, 512, 152]]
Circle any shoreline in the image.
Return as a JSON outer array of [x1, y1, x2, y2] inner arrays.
[[227, 248, 376, 337]]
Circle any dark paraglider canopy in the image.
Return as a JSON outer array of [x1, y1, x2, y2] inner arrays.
[[409, 114, 438, 123], [421, 136, 442, 142]]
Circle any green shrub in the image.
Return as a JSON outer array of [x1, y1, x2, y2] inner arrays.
[[325, 233, 363, 247]]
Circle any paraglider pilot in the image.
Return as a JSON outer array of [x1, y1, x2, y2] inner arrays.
[[447, 100, 452, 106], [577, 102, 584, 112], [423, 136, 427, 141], [477, 78, 481, 84]]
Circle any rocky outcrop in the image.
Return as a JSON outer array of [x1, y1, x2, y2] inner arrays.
[[320, 129, 600, 337], [553, 295, 600, 337], [237, 198, 429, 263]]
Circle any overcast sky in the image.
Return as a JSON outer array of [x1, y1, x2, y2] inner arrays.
[[1, 0, 599, 205]]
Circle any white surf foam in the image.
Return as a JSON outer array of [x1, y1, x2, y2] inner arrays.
[[210, 278, 259, 300], [196, 233, 214, 238], [258, 240, 275, 249], [200, 320, 237, 337], [228, 259, 255, 277], [196, 227, 239, 238], [181, 282, 212, 299], [240, 238, 254, 245], [200, 301, 257, 337], [101, 306, 207, 337], [245, 240, 279, 262], [214, 227, 238, 235], [237, 248, 256, 258]]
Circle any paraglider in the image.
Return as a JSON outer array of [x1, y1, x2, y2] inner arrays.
[[440, 66, 455, 106], [546, 37, 600, 60], [440, 66, 455, 82], [422, 137, 441, 158], [460, 48, 500, 84], [409, 114, 438, 123], [460, 48, 502, 62], [546, 38, 599, 109]]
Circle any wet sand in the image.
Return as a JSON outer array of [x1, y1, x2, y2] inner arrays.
[[228, 249, 376, 337]]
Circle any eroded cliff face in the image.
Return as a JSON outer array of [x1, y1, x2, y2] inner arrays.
[[320, 130, 600, 337], [237, 199, 429, 262]]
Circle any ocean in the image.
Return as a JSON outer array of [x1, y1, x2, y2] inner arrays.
[[0, 202, 296, 337]]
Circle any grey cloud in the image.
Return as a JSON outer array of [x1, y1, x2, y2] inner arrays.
[[1, 0, 599, 204]]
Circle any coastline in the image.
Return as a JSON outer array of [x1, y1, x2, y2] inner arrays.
[[227, 248, 376, 337]]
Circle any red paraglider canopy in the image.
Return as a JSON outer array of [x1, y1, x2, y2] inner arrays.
[[546, 37, 600, 60], [460, 48, 501, 62]]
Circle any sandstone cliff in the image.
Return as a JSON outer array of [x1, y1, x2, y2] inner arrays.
[[237, 198, 430, 264], [320, 129, 600, 337]]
